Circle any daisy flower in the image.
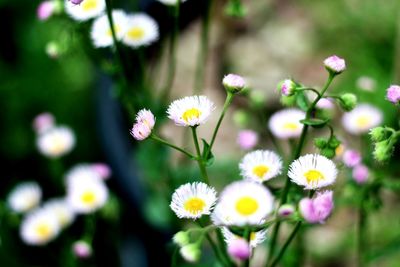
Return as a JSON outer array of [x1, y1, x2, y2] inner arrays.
[[20, 208, 60, 245], [43, 199, 75, 228], [268, 109, 305, 139], [170, 182, 217, 219], [288, 154, 337, 190], [130, 108, 156, 141], [65, 164, 102, 187], [90, 10, 128, 48], [239, 150, 282, 182], [167, 96, 215, 127], [211, 181, 274, 226], [36, 126, 75, 158], [122, 13, 159, 48], [342, 104, 383, 135], [67, 178, 108, 214], [299, 190, 334, 224], [7, 182, 42, 213], [221, 227, 267, 248], [65, 0, 105, 21]]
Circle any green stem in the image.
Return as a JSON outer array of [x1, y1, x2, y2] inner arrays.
[[357, 189, 367, 267], [191, 127, 210, 184], [297, 87, 321, 97], [243, 227, 251, 267], [150, 134, 196, 159], [194, 0, 212, 93]]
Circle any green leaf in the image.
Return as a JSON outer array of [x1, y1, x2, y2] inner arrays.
[[202, 139, 215, 166], [300, 118, 329, 128], [296, 91, 309, 111]]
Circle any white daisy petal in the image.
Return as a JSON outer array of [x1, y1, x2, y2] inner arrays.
[[122, 13, 159, 48], [211, 181, 274, 226], [170, 182, 217, 219], [43, 199, 76, 229], [239, 150, 283, 182], [8, 182, 42, 213], [288, 154, 337, 190], [36, 126, 75, 158], [221, 227, 267, 248], [65, 0, 105, 21], [167, 96, 215, 127], [268, 109, 305, 139], [65, 164, 103, 187], [342, 104, 383, 135]]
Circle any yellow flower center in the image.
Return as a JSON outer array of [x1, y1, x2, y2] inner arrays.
[[335, 144, 345, 157], [48, 136, 66, 155], [127, 27, 145, 40], [283, 122, 299, 130], [304, 170, 324, 185], [235, 196, 259, 216], [252, 165, 269, 178], [35, 223, 51, 239], [182, 108, 202, 123], [82, 0, 98, 12], [184, 197, 206, 214], [81, 191, 96, 205], [356, 116, 370, 128]]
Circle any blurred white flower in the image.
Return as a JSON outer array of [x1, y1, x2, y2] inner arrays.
[[91, 10, 128, 48], [122, 14, 159, 48], [8, 182, 42, 213], [36, 126, 75, 158], [342, 104, 383, 135], [65, 0, 105, 21]]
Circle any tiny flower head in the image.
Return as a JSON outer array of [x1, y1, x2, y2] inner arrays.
[[36, 126, 75, 158], [45, 41, 62, 59], [324, 55, 346, 74], [20, 208, 60, 245], [173, 231, 190, 247], [268, 109, 305, 139], [342, 149, 361, 167], [223, 74, 246, 93], [90, 10, 128, 48], [299, 190, 334, 224], [33, 112, 55, 134], [352, 164, 369, 184], [357, 76, 376, 92], [135, 109, 156, 129], [227, 238, 251, 261], [386, 85, 400, 104], [92, 163, 112, 180], [73, 240, 92, 258], [43, 199, 75, 228], [167, 96, 215, 127], [369, 127, 387, 142], [65, 164, 103, 187], [221, 227, 267, 248], [65, 0, 105, 21], [130, 122, 152, 140], [316, 98, 334, 110], [338, 93, 357, 112], [37, 1, 56, 21], [180, 243, 201, 263], [373, 140, 394, 162], [288, 154, 337, 190], [239, 150, 282, 183], [278, 204, 295, 217], [342, 104, 383, 135], [211, 181, 274, 226], [122, 13, 159, 48], [170, 182, 217, 219], [278, 79, 296, 96], [237, 130, 259, 150], [8, 182, 42, 213]]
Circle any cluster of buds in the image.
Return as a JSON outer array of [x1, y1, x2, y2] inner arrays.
[[314, 136, 341, 159], [370, 126, 398, 163]]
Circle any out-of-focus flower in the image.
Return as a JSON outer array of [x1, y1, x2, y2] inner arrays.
[[8, 182, 42, 213], [180, 243, 201, 263], [299, 191, 333, 224], [342, 149, 361, 167], [122, 14, 159, 48], [227, 238, 251, 261], [69, 0, 85, 4], [356, 76, 376, 92], [33, 113, 55, 134], [233, 110, 249, 128], [90, 10, 128, 48], [173, 231, 190, 247], [342, 104, 383, 135], [278, 79, 296, 96], [43, 199, 75, 228], [323, 55, 346, 74], [386, 85, 400, 104], [65, 0, 105, 21], [278, 204, 295, 217], [170, 182, 217, 219], [316, 98, 334, 110], [167, 96, 215, 127], [73, 240, 92, 258], [223, 74, 246, 94], [237, 130, 258, 150], [221, 227, 266, 248], [288, 154, 337, 190], [157, 0, 186, 6], [239, 150, 282, 183], [268, 109, 305, 139], [211, 181, 274, 226], [45, 41, 62, 59], [37, 1, 56, 21], [20, 209, 60, 245], [92, 163, 111, 180], [65, 164, 102, 187], [352, 164, 369, 184], [37, 126, 75, 158]]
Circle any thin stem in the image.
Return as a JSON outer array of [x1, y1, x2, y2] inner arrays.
[[297, 87, 321, 97], [193, 0, 212, 93], [243, 227, 251, 267], [191, 127, 210, 184], [150, 134, 196, 159]]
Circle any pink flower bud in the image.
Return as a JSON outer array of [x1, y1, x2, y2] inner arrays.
[[69, 0, 85, 4], [37, 1, 55, 21], [299, 191, 334, 224], [279, 79, 296, 96], [342, 149, 361, 167], [130, 123, 152, 140], [237, 130, 258, 150], [278, 204, 295, 217], [73, 241, 92, 259], [223, 74, 246, 93], [386, 85, 400, 104], [324, 55, 346, 74], [92, 163, 111, 180], [227, 238, 251, 261], [33, 112, 55, 134], [352, 164, 369, 184]]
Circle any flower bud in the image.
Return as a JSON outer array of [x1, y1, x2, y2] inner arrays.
[[314, 138, 328, 149], [328, 136, 341, 149], [342, 149, 361, 167], [324, 55, 346, 75], [37, 1, 55, 21], [369, 127, 386, 142], [321, 147, 335, 159], [45, 41, 61, 59], [173, 231, 190, 247], [299, 191, 334, 224], [386, 85, 400, 104], [339, 93, 357, 111], [352, 164, 369, 184], [223, 74, 246, 94], [227, 238, 251, 261], [73, 240, 92, 259], [278, 204, 295, 217], [280, 95, 296, 107], [92, 163, 111, 180], [180, 243, 201, 263], [373, 140, 394, 162], [33, 112, 55, 134], [224, 0, 247, 18], [278, 79, 297, 96]]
